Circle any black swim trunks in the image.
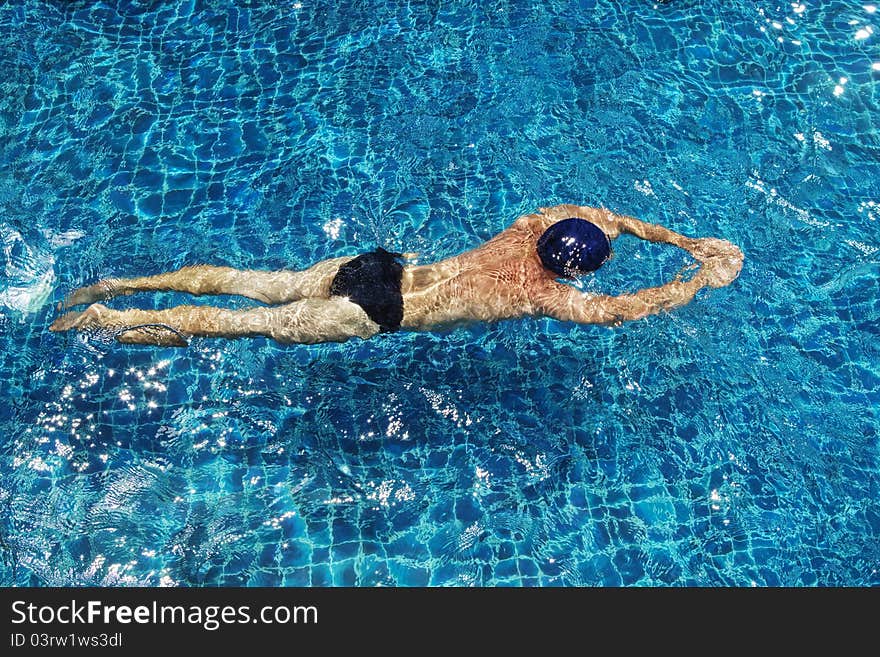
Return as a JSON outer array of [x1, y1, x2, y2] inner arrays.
[[329, 247, 404, 332]]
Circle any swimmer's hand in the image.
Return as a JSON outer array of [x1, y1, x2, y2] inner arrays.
[[689, 238, 744, 288]]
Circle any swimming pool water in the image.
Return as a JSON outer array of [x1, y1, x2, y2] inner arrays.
[[1, 0, 878, 586]]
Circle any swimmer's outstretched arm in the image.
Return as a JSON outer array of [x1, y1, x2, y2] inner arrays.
[[537, 204, 731, 251], [536, 272, 708, 325], [61, 257, 353, 308], [533, 208, 744, 324], [49, 297, 381, 346]]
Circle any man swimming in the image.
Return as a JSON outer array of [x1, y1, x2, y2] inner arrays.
[[49, 204, 744, 347]]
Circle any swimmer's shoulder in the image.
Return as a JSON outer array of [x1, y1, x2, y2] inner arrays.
[[512, 204, 597, 232], [530, 204, 621, 239]]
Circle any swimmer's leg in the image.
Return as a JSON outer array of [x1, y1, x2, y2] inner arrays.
[[62, 257, 354, 308], [49, 298, 381, 346]]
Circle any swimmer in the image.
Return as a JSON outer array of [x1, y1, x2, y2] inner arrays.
[[49, 204, 744, 347]]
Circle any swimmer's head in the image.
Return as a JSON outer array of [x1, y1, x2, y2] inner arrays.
[[536, 217, 611, 278]]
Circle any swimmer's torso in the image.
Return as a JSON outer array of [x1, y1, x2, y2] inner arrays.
[[399, 215, 552, 330], [289, 207, 599, 331]]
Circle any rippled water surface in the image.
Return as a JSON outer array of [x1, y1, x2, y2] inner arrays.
[[1, 0, 878, 586]]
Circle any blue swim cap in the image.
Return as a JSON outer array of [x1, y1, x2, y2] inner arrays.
[[536, 218, 611, 278]]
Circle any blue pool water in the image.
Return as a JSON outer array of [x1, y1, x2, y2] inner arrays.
[[1, 0, 878, 587]]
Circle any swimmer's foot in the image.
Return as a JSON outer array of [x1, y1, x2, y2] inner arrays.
[[50, 304, 189, 346], [61, 280, 121, 309], [49, 303, 109, 332]]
